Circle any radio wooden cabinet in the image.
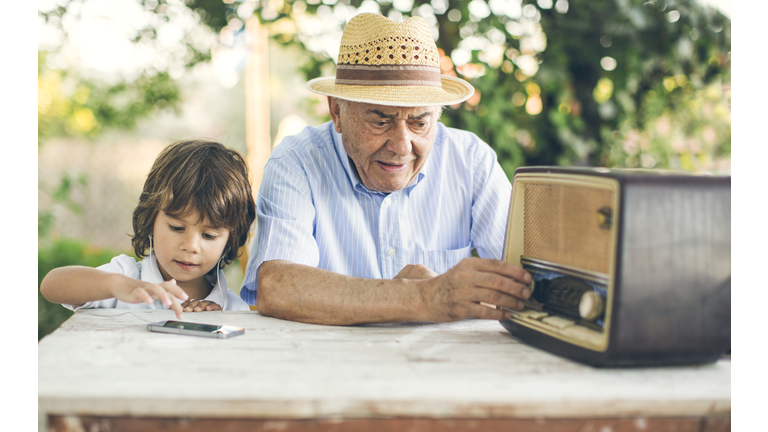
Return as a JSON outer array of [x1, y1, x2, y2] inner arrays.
[[501, 167, 731, 367]]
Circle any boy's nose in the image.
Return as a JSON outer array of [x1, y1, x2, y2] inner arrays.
[[181, 234, 201, 253]]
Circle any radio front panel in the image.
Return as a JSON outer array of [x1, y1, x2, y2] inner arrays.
[[502, 173, 620, 352]]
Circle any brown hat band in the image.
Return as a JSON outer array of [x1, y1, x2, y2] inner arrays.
[[335, 64, 442, 87]]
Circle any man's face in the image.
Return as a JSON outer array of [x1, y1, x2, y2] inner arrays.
[[329, 97, 440, 194]]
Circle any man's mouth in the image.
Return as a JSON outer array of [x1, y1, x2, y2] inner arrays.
[[377, 161, 407, 172]]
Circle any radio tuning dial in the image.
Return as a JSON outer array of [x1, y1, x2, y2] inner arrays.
[[579, 291, 604, 321]]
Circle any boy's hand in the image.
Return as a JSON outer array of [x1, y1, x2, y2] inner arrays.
[[111, 279, 188, 320], [181, 299, 222, 312]]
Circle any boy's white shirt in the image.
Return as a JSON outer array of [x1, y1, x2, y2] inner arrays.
[[63, 252, 250, 312]]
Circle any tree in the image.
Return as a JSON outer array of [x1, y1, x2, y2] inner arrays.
[[40, 0, 731, 175], [191, 0, 730, 176]]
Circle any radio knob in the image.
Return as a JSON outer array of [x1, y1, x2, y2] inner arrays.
[[579, 291, 604, 321]]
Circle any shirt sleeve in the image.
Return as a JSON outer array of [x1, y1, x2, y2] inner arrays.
[[61, 254, 138, 311], [470, 141, 513, 260], [240, 154, 320, 305], [201, 274, 251, 311]]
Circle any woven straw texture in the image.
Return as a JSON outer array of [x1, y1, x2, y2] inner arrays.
[[337, 14, 439, 67], [308, 76, 472, 107], [306, 13, 473, 107]]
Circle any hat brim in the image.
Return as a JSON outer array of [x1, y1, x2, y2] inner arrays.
[[306, 75, 474, 107]]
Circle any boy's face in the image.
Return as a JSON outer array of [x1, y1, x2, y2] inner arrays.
[[151, 210, 230, 295]]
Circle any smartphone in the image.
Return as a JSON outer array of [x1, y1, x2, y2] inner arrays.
[[147, 320, 244, 339]]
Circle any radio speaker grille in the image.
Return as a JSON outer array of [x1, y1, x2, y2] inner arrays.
[[523, 183, 614, 274]]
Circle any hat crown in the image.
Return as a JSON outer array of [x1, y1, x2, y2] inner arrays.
[[306, 13, 473, 107], [337, 13, 439, 67]]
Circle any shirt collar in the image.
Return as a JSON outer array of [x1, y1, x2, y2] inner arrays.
[[330, 121, 430, 196], [331, 125, 364, 191]]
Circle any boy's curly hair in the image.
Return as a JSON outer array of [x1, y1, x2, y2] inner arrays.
[[131, 140, 256, 268]]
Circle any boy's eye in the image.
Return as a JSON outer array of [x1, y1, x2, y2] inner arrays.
[[203, 233, 218, 240], [169, 224, 184, 232]]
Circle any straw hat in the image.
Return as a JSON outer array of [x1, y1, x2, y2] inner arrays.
[[306, 13, 474, 107]]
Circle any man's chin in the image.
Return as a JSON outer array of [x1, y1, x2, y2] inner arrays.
[[370, 179, 409, 194]]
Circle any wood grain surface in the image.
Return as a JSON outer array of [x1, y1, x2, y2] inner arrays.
[[48, 415, 732, 432], [39, 310, 730, 421]]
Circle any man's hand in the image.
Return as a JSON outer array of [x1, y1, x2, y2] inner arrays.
[[111, 279, 188, 320], [181, 299, 222, 312], [394, 264, 438, 280], [416, 258, 532, 322]]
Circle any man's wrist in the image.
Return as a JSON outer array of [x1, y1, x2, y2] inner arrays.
[[409, 277, 435, 322]]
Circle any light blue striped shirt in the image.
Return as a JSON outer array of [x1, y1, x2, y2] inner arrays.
[[240, 121, 512, 305]]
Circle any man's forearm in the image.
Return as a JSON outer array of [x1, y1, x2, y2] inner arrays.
[[256, 260, 429, 325]]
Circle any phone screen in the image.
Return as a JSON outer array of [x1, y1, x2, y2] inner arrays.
[[161, 321, 221, 332], [149, 320, 245, 338]]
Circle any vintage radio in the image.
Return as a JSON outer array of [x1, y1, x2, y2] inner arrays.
[[500, 166, 730, 367]]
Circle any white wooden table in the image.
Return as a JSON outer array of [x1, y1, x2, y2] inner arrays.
[[38, 309, 730, 431]]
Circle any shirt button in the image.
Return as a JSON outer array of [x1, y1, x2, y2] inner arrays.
[[384, 197, 392, 206], [387, 248, 395, 256]]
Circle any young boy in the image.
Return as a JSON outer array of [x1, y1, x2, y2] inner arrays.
[[41, 140, 256, 319]]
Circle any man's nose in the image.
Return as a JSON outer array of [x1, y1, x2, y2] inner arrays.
[[386, 122, 413, 156]]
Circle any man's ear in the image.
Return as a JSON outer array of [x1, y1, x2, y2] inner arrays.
[[328, 97, 343, 133]]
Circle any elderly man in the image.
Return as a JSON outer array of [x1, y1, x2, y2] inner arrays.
[[240, 13, 531, 324]]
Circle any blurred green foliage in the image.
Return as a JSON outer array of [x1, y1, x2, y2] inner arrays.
[[38, 52, 182, 143], [38, 239, 129, 340], [199, 0, 730, 176]]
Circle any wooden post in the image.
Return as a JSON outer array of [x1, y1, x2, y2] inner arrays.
[[245, 15, 271, 191], [240, 16, 271, 281]]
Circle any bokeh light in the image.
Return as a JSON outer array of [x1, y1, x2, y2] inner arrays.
[[600, 56, 617, 71]]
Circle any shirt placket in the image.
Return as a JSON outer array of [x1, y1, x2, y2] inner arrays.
[[378, 192, 401, 279]]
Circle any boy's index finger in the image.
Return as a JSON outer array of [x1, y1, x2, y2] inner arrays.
[[162, 279, 189, 301], [168, 294, 184, 320]]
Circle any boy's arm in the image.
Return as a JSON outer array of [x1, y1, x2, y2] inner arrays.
[[40, 266, 189, 319]]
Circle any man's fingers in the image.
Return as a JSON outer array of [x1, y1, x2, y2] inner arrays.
[[473, 271, 532, 301], [394, 264, 438, 280], [461, 258, 532, 284], [467, 303, 512, 321], [470, 288, 526, 311]]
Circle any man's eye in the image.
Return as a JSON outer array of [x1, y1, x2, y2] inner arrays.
[[373, 121, 388, 127]]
